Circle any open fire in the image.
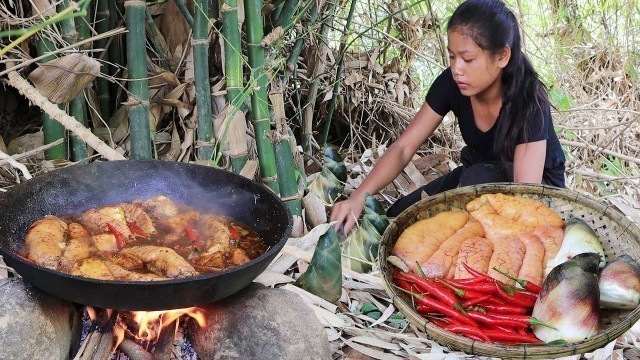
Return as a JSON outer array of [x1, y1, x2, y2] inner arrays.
[[77, 306, 206, 360]]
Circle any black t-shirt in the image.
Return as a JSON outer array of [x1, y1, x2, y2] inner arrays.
[[425, 68, 565, 187]]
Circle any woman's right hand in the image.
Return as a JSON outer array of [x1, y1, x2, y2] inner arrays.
[[329, 193, 366, 235]]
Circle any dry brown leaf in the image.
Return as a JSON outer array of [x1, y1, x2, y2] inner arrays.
[[161, 124, 182, 161], [31, 0, 56, 16], [302, 192, 328, 228], [7, 132, 44, 157], [28, 53, 100, 104], [160, 0, 191, 56]]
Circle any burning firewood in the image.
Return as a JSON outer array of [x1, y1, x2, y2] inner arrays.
[[119, 339, 152, 360], [73, 309, 117, 360]]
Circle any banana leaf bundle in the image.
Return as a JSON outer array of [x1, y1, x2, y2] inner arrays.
[[341, 194, 389, 273], [294, 226, 343, 303], [308, 147, 347, 204]]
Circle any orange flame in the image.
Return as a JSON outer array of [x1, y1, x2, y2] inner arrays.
[[86, 306, 97, 321], [131, 307, 207, 342], [113, 320, 126, 351]]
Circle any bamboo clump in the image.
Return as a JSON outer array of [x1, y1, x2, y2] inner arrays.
[[221, 0, 248, 172], [193, 0, 215, 162], [124, 0, 152, 160], [244, 0, 279, 193]]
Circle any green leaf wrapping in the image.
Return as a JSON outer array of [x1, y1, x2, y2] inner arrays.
[[294, 226, 343, 303], [308, 147, 346, 204], [341, 194, 389, 273]]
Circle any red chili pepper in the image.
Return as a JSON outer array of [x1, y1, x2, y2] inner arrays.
[[478, 312, 556, 330], [228, 225, 240, 238], [446, 279, 496, 293], [494, 282, 537, 308], [437, 278, 489, 300], [467, 311, 531, 329], [483, 329, 542, 344], [482, 303, 529, 315], [128, 221, 149, 238], [394, 278, 421, 294], [462, 262, 494, 281], [398, 272, 460, 308], [492, 267, 542, 294], [444, 324, 492, 343], [394, 285, 478, 327], [184, 224, 203, 249], [428, 318, 450, 328], [448, 277, 488, 285], [462, 294, 493, 308], [105, 222, 126, 248]]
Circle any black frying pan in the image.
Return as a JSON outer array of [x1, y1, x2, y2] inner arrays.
[[0, 160, 292, 310]]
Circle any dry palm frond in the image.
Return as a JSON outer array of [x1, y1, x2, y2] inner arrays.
[[27, 53, 100, 104]]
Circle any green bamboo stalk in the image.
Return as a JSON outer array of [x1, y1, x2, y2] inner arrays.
[[301, 1, 335, 154], [193, 0, 215, 162], [60, 0, 89, 163], [36, 31, 68, 160], [274, 0, 299, 29], [284, 1, 319, 76], [95, 0, 112, 121], [275, 140, 301, 214], [145, 7, 170, 70], [270, 90, 301, 216], [321, 0, 357, 147], [174, 0, 194, 27], [125, 0, 152, 160], [108, 0, 124, 103], [245, 0, 279, 193], [222, 0, 247, 172]]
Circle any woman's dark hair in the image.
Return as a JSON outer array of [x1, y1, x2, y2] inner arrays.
[[447, 0, 549, 161]]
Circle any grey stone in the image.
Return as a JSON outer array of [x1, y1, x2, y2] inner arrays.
[[190, 283, 331, 360], [0, 278, 82, 360]]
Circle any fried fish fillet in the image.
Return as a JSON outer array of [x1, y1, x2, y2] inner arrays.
[[392, 210, 469, 273], [199, 214, 231, 254], [80, 206, 133, 241], [533, 224, 565, 265], [122, 245, 198, 278], [139, 195, 179, 221], [58, 223, 94, 272], [420, 217, 485, 278], [71, 256, 167, 281], [71, 257, 114, 280], [453, 236, 494, 279], [486, 235, 526, 286], [468, 193, 563, 231], [25, 215, 68, 270], [120, 202, 156, 235], [466, 197, 529, 239], [517, 232, 545, 287]]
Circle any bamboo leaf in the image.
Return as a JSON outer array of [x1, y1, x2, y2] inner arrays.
[[294, 225, 342, 303]]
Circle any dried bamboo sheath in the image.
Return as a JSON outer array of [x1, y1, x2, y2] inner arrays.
[[222, 0, 248, 172], [380, 183, 640, 358]]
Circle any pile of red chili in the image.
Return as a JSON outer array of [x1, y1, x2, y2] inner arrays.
[[392, 263, 552, 344]]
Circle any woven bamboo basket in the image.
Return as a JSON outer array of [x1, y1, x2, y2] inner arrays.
[[379, 183, 640, 359]]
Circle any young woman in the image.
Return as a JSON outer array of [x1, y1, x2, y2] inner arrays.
[[331, 0, 565, 234]]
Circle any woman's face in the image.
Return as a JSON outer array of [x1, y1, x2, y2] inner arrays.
[[447, 29, 510, 98]]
